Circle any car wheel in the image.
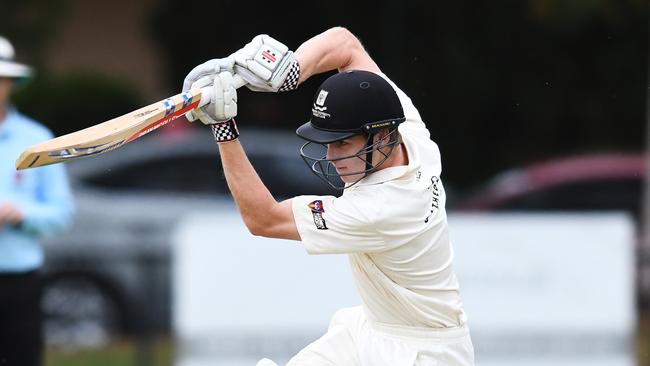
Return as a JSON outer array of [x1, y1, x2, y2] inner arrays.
[[41, 274, 124, 350]]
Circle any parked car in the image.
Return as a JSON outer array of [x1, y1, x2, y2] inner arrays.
[[454, 153, 645, 218], [40, 126, 339, 348], [453, 152, 649, 305]]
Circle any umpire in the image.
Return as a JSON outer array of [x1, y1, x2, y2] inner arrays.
[[0, 35, 74, 366]]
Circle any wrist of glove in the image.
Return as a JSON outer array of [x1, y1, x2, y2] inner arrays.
[[210, 119, 239, 143], [278, 61, 300, 92], [232, 34, 300, 93]]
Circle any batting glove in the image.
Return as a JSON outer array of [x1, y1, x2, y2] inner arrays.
[[232, 34, 300, 93], [182, 56, 235, 94], [187, 70, 237, 125]]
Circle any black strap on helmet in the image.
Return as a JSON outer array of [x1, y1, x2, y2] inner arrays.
[[361, 118, 405, 171]]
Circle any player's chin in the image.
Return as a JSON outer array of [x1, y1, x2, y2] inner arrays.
[[340, 172, 365, 183]]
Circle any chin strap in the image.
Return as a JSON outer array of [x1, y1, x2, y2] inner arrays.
[[363, 128, 400, 173], [364, 133, 374, 173]]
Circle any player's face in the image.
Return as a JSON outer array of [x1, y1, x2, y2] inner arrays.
[[0, 78, 12, 107], [326, 134, 368, 183]]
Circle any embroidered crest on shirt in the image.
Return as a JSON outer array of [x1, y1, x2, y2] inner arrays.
[[308, 200, 328, 230]]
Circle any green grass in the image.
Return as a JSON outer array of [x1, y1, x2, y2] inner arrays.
[[46, 337, 173, 366], [639, 314, 650, 366]]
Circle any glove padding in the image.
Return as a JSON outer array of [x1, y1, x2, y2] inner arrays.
[[232, 34, 298, 92], [186, 70, 237, 125], [182, 56, 234, 94]]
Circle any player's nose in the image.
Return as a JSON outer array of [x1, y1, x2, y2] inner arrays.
[[325, 146, 338, 161]]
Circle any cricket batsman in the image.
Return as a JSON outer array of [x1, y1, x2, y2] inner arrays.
[[183, 27, 474, 366]]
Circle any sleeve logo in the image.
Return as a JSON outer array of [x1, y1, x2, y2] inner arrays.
[[308, 200, 328, 230]]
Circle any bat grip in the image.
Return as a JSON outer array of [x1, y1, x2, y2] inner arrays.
[[198, 75, 247, 108]]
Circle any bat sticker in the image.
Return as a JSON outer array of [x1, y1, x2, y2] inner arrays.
[[133, 108, 158, 119], [163, 98, 175, 116], [181, 92, 193, 108], [48, 140, 125, 159]]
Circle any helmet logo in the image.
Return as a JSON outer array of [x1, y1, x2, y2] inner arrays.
[[316, 90, 329, 106], [312, 89, 331, 119]]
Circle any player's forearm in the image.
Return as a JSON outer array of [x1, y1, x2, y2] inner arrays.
[[217, 140, 285, 237], [218, 140, 274, 231], [295, 27, 380, 83]]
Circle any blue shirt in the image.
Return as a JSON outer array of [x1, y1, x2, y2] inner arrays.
[[0, 107, 74, 272]]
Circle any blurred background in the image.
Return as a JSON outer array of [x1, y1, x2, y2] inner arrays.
[[1, 0, 648, 365]]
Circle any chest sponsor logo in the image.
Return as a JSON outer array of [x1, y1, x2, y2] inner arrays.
[[308, 200, 328, 230]]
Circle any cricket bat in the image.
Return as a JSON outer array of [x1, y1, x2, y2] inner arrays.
[[15, 77, 245, 170]]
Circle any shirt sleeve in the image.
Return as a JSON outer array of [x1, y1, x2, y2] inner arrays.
[[17, 157, 75, 237], [292, 193, 389, 255]]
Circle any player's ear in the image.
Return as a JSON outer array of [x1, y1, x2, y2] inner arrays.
[[375, 128, 390, 143]]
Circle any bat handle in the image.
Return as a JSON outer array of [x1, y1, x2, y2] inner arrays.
[[198, 75, 247, 108]]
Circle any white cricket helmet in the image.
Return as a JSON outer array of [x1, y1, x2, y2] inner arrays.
[[0, 36, 33, 79]]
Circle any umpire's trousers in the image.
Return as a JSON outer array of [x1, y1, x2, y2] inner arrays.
[[0, 270, 43, 366]]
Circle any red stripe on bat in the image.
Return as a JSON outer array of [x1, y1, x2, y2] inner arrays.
[[262, 50, 276, 63], [126, 100, 200, 143]]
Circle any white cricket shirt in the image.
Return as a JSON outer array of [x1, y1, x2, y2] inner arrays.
[[292, 73, 467, 328]]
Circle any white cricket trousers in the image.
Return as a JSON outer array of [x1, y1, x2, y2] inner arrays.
[[286, 306, 475, 366]]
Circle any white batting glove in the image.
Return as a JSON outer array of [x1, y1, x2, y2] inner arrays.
[[232, 34, 300, 93], [182, 56, 235, 94], [187, 71, 237, 125]]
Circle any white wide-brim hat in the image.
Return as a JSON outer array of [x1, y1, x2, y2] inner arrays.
[[0, 36, 33, 79]]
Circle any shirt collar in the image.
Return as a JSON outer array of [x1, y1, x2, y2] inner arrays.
[[353, 165, 410, 187]]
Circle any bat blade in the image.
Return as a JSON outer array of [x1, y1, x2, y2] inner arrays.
[[16, 88, 205, 170]]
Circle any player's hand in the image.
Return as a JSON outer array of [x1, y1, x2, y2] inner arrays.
[[187, 70, 238, 125], [232, 34, 300, 93], [182, 56, 235, 94], [0, 202, 23, 227]]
